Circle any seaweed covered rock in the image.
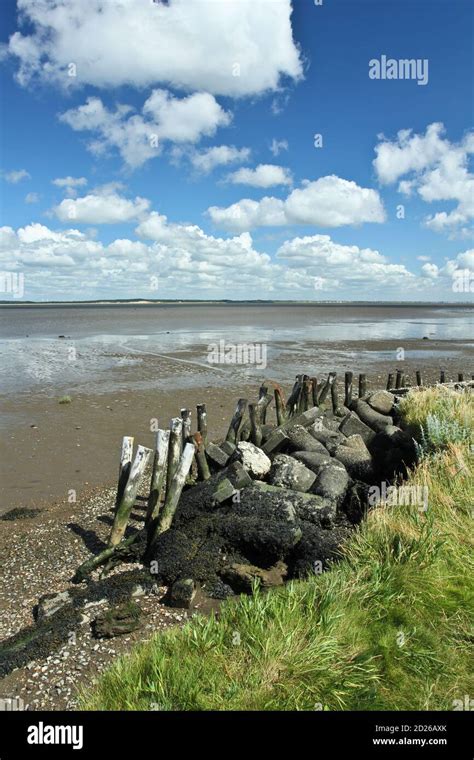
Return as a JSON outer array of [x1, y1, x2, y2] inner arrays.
[[368, 425, 418, 478], [289, 522, 352, 579], [220, 561, 287, 592], [92, 601, 143, 638]]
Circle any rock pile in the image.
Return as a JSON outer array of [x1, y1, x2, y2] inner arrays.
[[149, 390, 417, 603]]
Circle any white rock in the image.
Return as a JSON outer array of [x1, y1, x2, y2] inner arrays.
[[236, 442, 271, 478]]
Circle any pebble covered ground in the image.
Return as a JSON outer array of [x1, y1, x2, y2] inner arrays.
[[0, 485, 192, 710]]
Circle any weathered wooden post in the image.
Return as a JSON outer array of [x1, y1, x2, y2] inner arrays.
[[458, 373, 464, 382], [180, 408, 192, 445], [115, 436, 134, 509], [386, 373, 393, 391], [248, 402, 263, 447], [440, 370, 446, 384], [301, 378, 312, 412], [258, 384, 269, 423], [226, 398, 247, 443], [286, 376, 302, 417], [109, 444, 153, 547], [151, 442, 195, 538], [274, 386, 286, 426], [145, 429, 170, 528], [395, 369, 403, 390], [344, 372, 353, 408], [196, 403, 208, 445], [358, 373, 367, 398], [311, 376, 318, 407], [257, 390, 272, 424], [331, 373, 339, 414], [416, 370, 422, 387], [318, 372, 336, 406], [193, 431, 211, 481], [166, 418, 183, 499]]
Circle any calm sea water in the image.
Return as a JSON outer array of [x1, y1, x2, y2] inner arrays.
[[0, 303, 472, 397]]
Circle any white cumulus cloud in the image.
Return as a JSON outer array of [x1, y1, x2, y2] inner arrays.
[[53, 193, 150, 224], [59, 91, 231, 169], [7, 0, 302, 97], [226, 164, 292, 188], [208, 176, 386, 231], [374, 123, 474, 238]]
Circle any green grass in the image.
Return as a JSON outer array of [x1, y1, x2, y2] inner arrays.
[[58, 395, 72, 405], [82, 388, 474, 711]]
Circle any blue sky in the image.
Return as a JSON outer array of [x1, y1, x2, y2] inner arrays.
[[0, 0, 473, 301]]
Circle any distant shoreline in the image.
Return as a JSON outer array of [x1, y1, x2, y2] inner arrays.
[[1, 300, 473, 308]]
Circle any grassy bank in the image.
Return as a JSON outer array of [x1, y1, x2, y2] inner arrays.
[[83, 387, 473, 711]]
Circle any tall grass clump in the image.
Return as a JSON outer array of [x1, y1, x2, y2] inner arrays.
[[82, 386, 473, 711]]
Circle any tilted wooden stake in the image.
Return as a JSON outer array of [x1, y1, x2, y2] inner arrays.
[[311, 376, 318, 407], [257, 391, 272, 424], [344, 372, 353, 408], [395, 369, 403, 389], [274, 385, 287, 426], [358, 373, 367, 398], [145, 429, 170, 528], [193, 431, 211, 481], [153, 442, 195, 537], [286, 376, 302, 417], [226, 398, 247, 443], [318, 372, 336, 406], [166, 417, 183, 500], [387, 373, 394, 390], [109, 444, 153, 547], [115, 436, 134, 509], [248, 402, 263, 447]]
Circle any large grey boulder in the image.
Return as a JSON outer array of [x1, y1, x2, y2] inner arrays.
[[235, 441, 271, 478], [350, 399, 393, 433], [308, 425, 345, 454], [367, 390, 395, 415], [268, 454, 316, 493], [339, 411, 375, 444], [262, 428, 289, 455], [334, 443, 375, 482], [291, 450, 332, 472], [244, 483, 336, 526], [286, 425, 328, 454], [342, 434, 369, 452], [311, 461, 350, 507]]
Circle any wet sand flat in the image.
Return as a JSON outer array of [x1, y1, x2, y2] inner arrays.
[[0, 303, 473, 514]]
